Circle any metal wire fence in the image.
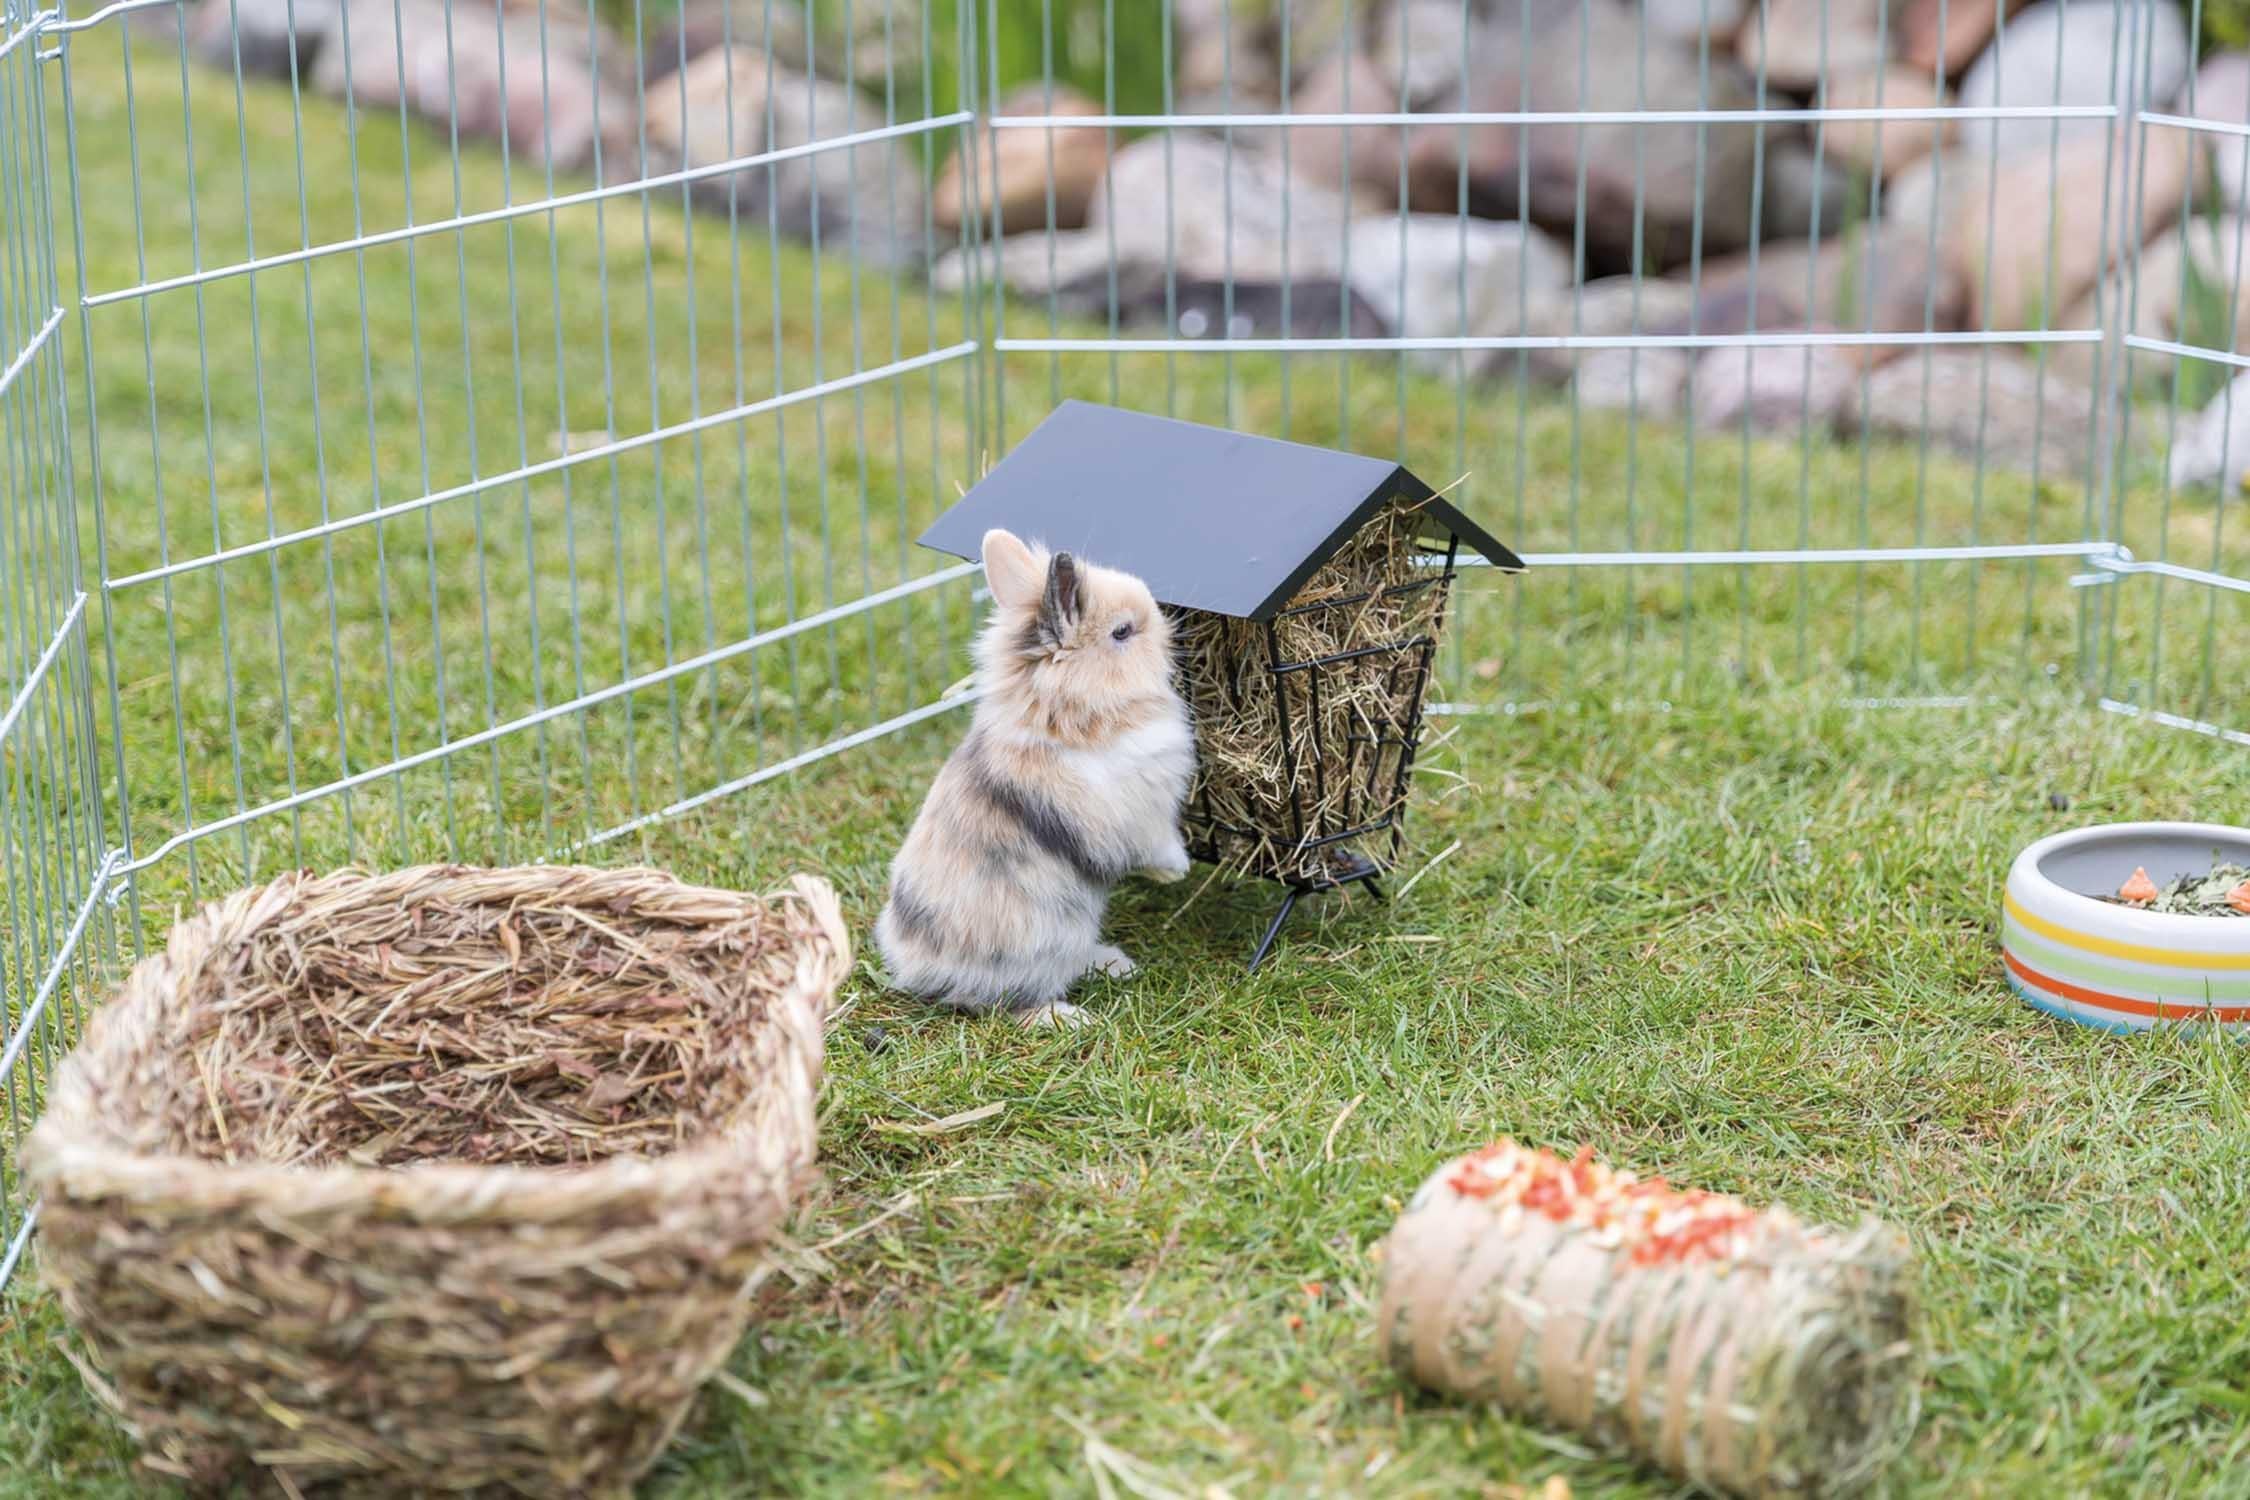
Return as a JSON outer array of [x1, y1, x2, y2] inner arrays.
[[0, 0, 2244, 1284]]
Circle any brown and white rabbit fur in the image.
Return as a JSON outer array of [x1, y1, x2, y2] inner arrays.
[[874, 528, 1195, 1024]]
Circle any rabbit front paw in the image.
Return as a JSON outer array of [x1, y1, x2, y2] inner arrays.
[[1143, 842, 1192, 885]]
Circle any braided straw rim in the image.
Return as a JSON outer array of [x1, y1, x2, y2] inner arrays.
[[23, 864, 851, 1227]]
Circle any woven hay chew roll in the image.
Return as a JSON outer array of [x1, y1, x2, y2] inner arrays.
[[1376, 1141, 1919, 1499], [22, 864, 849, 1498]]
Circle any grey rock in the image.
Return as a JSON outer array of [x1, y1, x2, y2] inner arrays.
[[310, 0, 632, 173], [1344, 215, 1572, 364], [184, 0, 344, 79], [1694, 219, 1971, 366], [1956, 0, 2188, 159], [1857, 349, 2096, 474], [928, 230, 1120, 299], [1639, 0, 1749, 51], [1405, 0, 1770, 274], [1086, 134, 1358, 285], [1879, 145, 1965, 239], [1368, 0, 1479, 108], [642, 0, 919, 91], [2166, 367, 2250, 489], [1758, 140, 1859, 243], [1572, 346, 1694, 421], [1689, 339, 1859, 432], [931, 135, 1360, 303], [1483, 273, 1701, 382], [1172, 0, 1291, 111], [641, 46, 927, 269], [643, 0, 810, 79]]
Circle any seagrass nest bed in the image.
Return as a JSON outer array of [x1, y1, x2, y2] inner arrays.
[[21, 864, 850, 1498]]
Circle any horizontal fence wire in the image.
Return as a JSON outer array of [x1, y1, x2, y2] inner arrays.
[[81, 112, 978, 308], [985, 105, 2125, 127], [991, 331, 2107, 353], [103, 342, 981, 590], [108, 562, 983, 877]]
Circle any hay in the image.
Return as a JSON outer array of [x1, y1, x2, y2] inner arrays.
[[1177, 499, 1453, 885], [22, 864, 850, 1499], [1377, 1141, 1920, 1500]]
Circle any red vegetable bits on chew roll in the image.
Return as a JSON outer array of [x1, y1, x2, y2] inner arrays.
[[1375, 1141, 1919, 1500]]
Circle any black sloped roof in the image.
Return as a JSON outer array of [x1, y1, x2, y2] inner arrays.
[[916, 401, 1525, 621]]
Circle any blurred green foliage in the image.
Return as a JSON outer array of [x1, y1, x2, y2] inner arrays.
[[2200, 0, 2250, 56], [816, 0, 1175, 115]]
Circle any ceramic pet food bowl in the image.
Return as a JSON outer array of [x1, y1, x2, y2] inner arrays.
[[2002, 821, 2250, 1033]]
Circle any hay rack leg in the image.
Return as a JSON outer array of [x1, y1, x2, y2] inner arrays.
[[1246, 888, 1301, 973], [1244, 872, 1385, 973]]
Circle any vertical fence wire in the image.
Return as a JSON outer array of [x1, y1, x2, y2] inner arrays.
[[2, 0, 113, 1286]]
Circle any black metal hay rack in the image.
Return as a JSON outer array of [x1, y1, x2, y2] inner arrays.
[[1179, 538, 1461, 970], [915, 400, 1522, 971]]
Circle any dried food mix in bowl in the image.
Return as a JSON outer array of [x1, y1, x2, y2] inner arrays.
[[2096, 858, 2250, 917]]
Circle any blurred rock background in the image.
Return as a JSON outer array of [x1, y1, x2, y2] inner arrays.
[[161, 0, 2250, 483]]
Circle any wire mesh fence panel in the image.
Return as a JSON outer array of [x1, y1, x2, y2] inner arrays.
[[963, 0, 2152, 717], [49, 0, 990, 930], [2097, 0, 2250, 747], [0, 0, 116, 1287]]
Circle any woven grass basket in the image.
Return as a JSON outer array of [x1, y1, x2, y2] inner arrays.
[[21, 864, 850, 1498]]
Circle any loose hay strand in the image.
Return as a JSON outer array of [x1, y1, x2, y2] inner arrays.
[[1177, 499, 1454, 885], [23, 864, 850, 1498]]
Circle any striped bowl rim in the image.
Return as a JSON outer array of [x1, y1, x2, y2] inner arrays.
[[2002, 821, 2250, 1032]]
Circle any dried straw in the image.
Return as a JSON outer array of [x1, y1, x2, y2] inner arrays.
[[23, 864, 850, 1499], [1176, 500, 1452, 885], [1377, 1146, 1920, 1499]]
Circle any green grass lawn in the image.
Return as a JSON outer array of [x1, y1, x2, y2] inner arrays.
[[10, 693, 2250, 1498], [4, 25, 2250, 1500]]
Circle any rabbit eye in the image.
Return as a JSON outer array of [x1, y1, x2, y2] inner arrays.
[[1111, 622, 1134, 643]]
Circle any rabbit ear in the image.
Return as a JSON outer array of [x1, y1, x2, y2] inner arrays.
[[981, 529, 1042, 608], [1040, 553, 1081, 640]]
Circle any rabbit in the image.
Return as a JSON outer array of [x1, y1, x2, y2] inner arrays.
[[874, 528, 1196, 1025]]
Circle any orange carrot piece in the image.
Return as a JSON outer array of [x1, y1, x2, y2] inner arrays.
[[2118, 866, 2161, 904]]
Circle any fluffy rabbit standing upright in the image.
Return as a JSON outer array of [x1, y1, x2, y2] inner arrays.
[[875, 528, 1195, 1024]]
